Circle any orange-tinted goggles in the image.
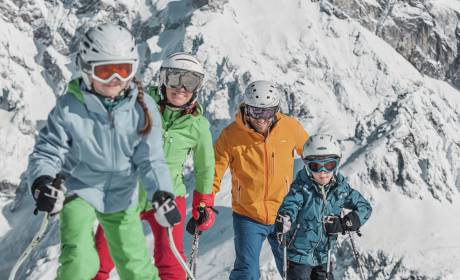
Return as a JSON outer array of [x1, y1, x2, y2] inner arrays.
[[91, 62, 135, 83]]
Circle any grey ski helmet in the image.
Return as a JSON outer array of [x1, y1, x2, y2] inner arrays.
[[243, 81, 280, 108], [77, 23, 139, 88]]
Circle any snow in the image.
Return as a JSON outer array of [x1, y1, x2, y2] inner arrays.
[[1, 0, 460, 279]]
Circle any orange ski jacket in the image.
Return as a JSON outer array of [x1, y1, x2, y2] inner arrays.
[[213, 111, 309, 224]]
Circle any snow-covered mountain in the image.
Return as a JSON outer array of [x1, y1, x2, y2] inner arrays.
[[1, 0, 460, 279]]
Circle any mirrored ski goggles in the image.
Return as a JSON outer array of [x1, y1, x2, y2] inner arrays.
[[245, 105, 278, 119], [91, 61, 136, 84], [304, 158, 339, 173], [160, 68, 204, 92]]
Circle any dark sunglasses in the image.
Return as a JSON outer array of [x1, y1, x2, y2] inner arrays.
[[245, 105, 278, 119]]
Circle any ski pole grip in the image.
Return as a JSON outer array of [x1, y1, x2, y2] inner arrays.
[[198, 202, 206, 213]]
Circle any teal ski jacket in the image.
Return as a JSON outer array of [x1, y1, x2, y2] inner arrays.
[[26, 79, 173, 213], [278, 168, 372, 266]]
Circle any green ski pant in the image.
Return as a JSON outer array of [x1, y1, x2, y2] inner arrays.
[[57, 198, 159, 280]]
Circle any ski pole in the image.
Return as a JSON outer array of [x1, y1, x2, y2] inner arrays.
[[348, 231, 365, 280], [282, 233, 287, 280], [326, 237, 332, 280], [8, 174, 73, 280], [8, 212, 49, 280], [187, 202, 205, 280], [167, 227, 196, 280]]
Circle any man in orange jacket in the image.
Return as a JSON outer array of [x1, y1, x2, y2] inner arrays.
[[213, 81, 309, 279]]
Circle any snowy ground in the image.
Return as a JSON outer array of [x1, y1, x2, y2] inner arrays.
[[1, 0, 460, 279]]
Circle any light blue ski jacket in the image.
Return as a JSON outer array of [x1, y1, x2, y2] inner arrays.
[[26, 79, 173, 213], [278, 169, 372, 266]]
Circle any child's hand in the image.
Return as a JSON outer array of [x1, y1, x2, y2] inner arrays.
[[152, 191, 181, 228], [323, 212, 361, 235], [323, 215, 344, 234], [275, 213, 291, 243]]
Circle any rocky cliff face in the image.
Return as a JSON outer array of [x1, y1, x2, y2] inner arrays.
[[0, 0, 459, 279], [327, 0, 460, 88]]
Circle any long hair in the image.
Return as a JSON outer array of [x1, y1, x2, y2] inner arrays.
[[134, 79, 153, 136]]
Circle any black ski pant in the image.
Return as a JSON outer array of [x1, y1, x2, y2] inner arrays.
[[287, 261, 333, 280]]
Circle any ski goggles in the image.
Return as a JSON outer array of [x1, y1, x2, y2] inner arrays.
[[90, 61, 136, 83], [304, 157, 339, 173], [160, 68, 204, 92], [245, 105, 278, 119]]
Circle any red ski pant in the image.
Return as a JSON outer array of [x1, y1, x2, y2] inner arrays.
[[93, 196, 187, 280]]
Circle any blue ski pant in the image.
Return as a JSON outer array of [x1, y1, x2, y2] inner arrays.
[[229, 212, 284, 280]]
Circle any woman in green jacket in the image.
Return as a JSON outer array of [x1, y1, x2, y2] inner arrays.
[[93, 52, 216, 280]]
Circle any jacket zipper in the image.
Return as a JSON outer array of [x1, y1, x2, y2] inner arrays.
[[272, 152, 275, 175], [108, 110, 115, 170], [311, 185, 330, 264], [237, 179, 241, 204], [263, 140, 269, 224]]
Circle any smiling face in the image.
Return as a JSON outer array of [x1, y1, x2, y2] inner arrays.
[[91, 77, 129, 98], [165, 86, 194, 107], [312, 171, 334, 186], [247, 116, 273, 135]]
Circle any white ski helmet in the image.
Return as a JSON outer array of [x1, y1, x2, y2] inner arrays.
[[160, 52, 204, 76], [302, 134, 342, 160], [77, 23, 139, 88], [243, 81, 280, 108]]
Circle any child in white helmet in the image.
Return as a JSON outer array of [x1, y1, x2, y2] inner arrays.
[[275, 134, 372, 280], [26, 23, 179, 280]]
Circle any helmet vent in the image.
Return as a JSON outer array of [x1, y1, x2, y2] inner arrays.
[[97, 26, 103, 31], [84, 34, 93, 43], [83, 41, 90, 48], [91, 48, 99, 53]]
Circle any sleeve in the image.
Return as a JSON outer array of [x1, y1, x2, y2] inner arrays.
[[212, 129, 231, 194], [192, 118, 215, 195], [277, 180, 306, 224], [294, 119, 309, 156], [133, 102, 173, 201], [27, 100, 71, 188], [343, 186, 373, 227]]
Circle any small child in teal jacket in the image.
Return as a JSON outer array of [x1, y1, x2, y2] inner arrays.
[[275, 134, 372, 280]]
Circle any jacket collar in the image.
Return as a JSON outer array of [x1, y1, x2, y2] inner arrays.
[[80, 81, 138, 115], [298, 168, 347, 195]]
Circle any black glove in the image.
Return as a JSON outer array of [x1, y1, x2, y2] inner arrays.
[[31, 175, 66, 215], [342, 211, 361, 232], [152, 191, 181, 228], [323, 215, 344, 235], [323, 212, 361, 235], [274, 213, 291, 244]]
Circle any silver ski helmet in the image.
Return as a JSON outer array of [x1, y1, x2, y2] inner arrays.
[[158, 52, 204, 108], [302, 134, 342, 175], [160, 52, 204, 76], [243, 81, 280, 108], [77, 23, 139, 88]]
